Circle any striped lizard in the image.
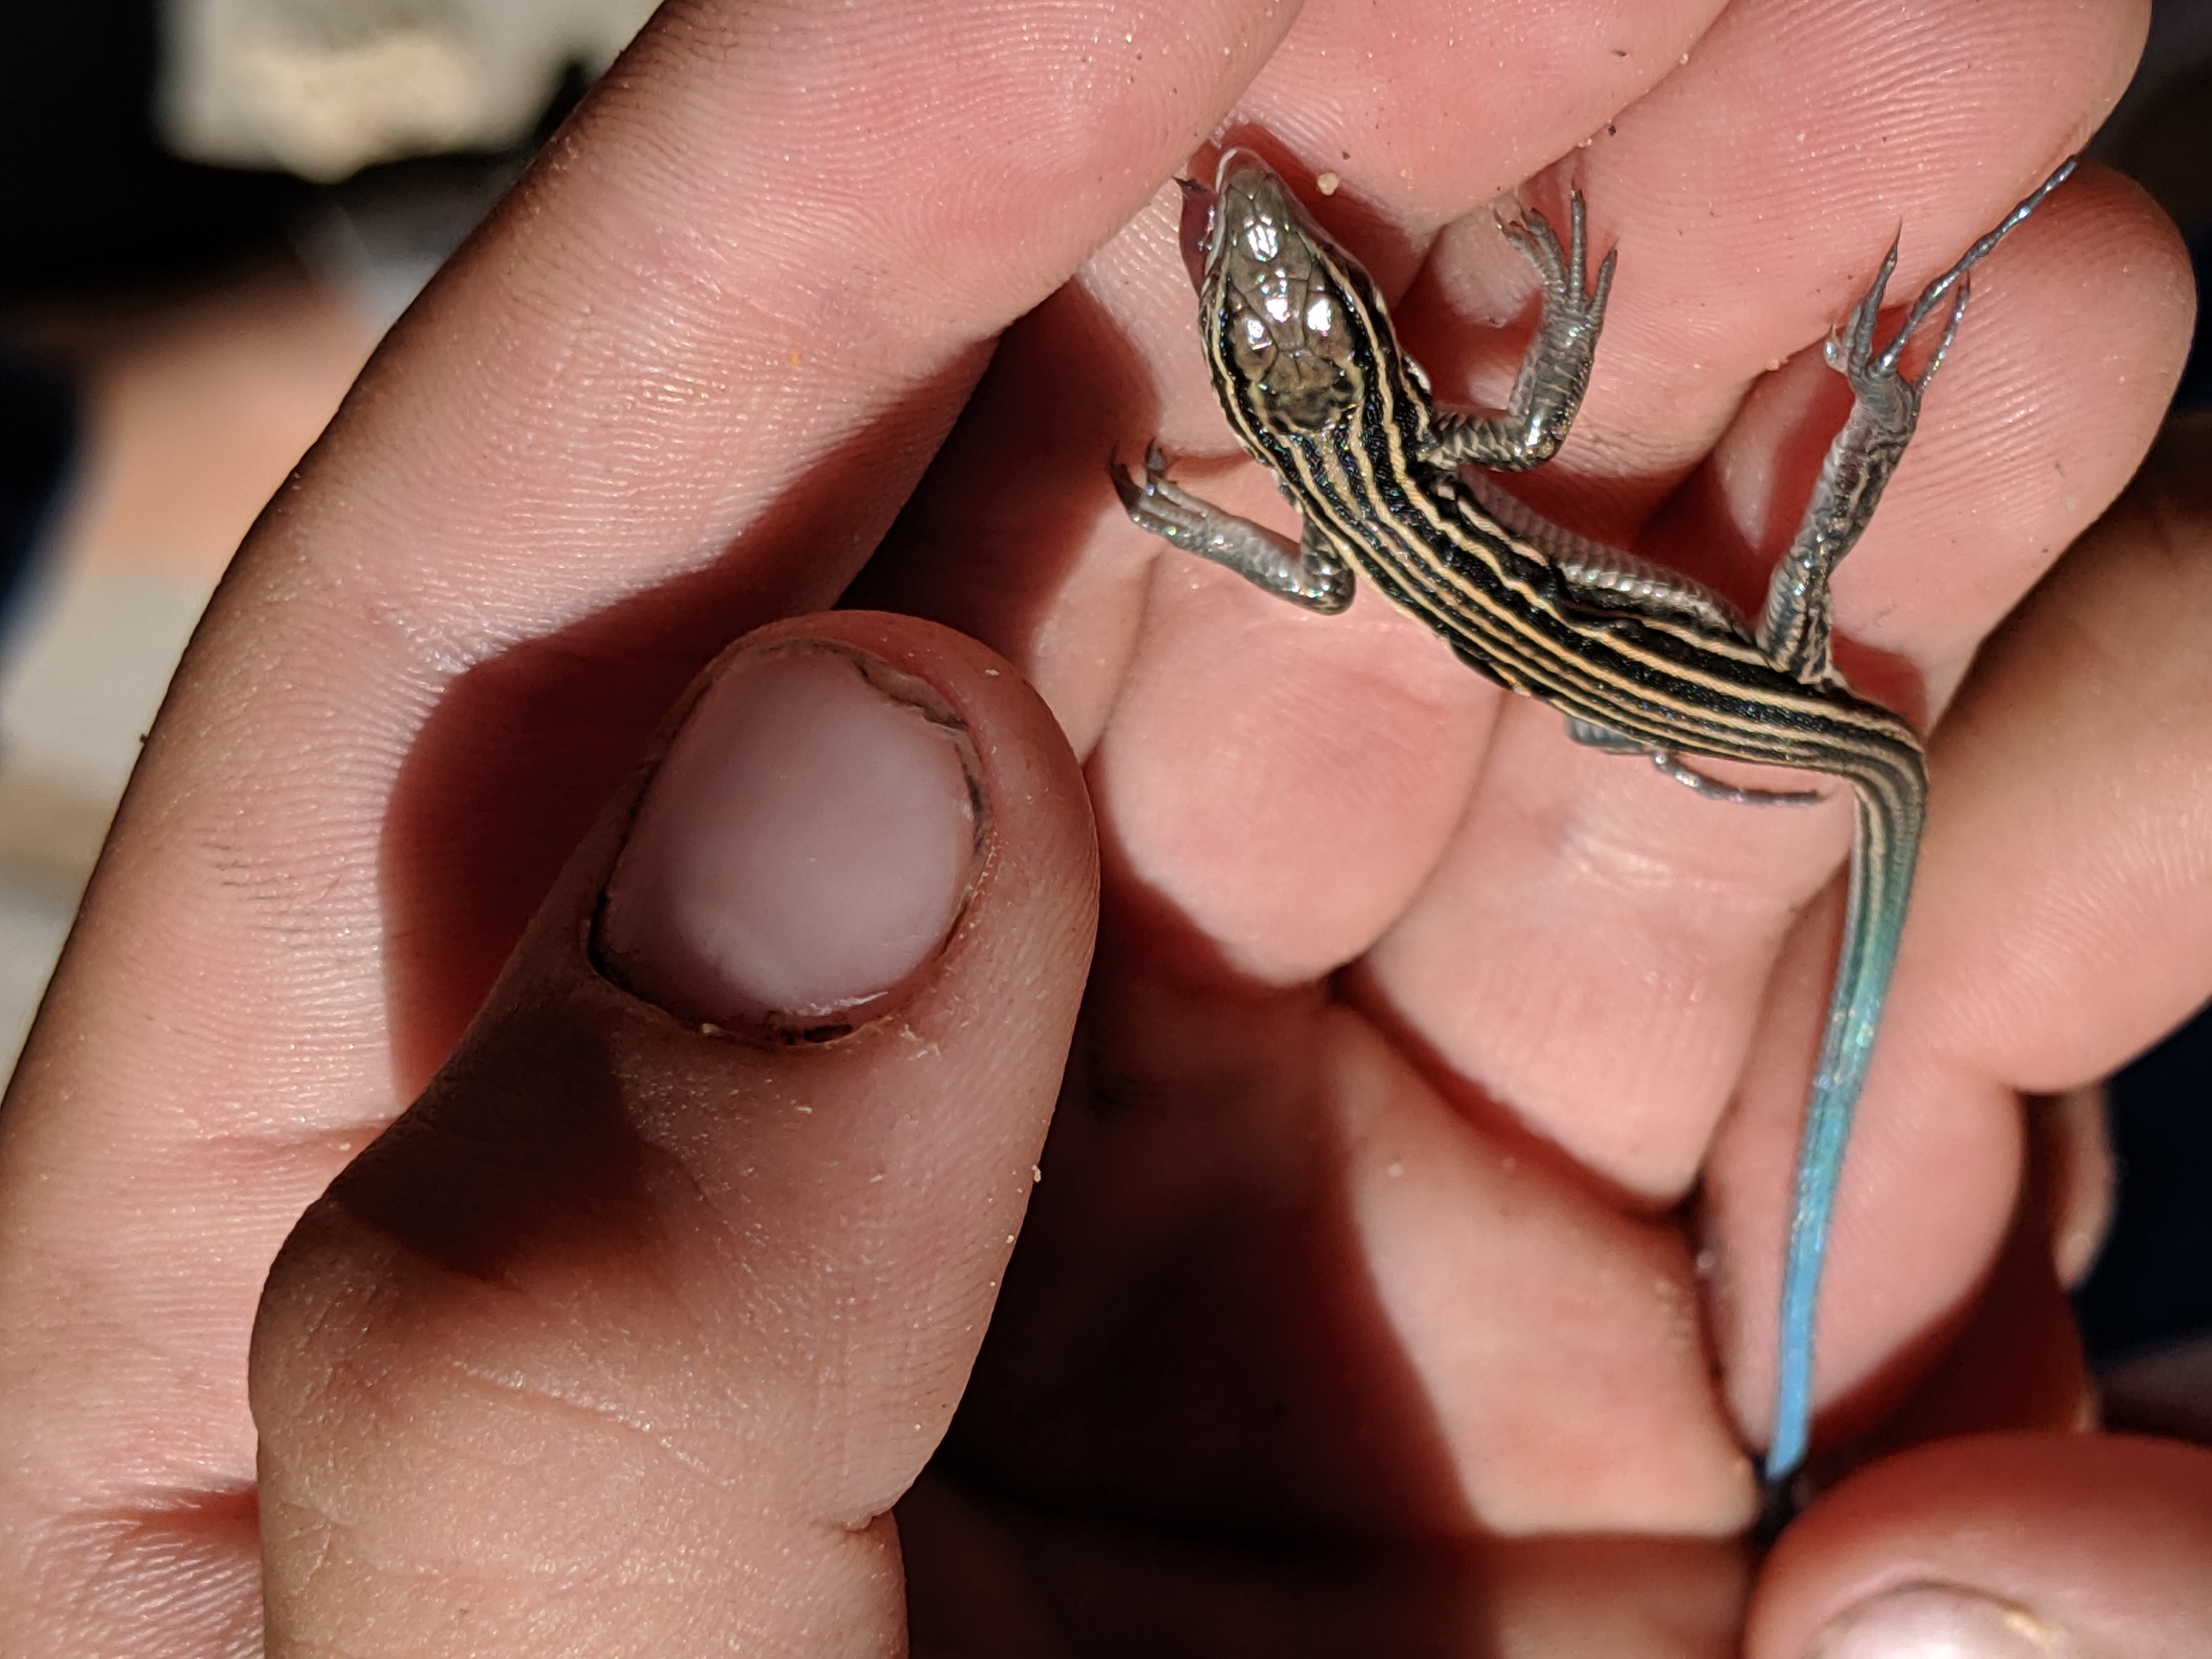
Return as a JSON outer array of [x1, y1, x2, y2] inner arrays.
[[1115, 146, 2074, 1509]]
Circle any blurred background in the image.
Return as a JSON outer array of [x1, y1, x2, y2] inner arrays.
[[0, 0, 654, 1057], [0, 0, 2205, 1446]]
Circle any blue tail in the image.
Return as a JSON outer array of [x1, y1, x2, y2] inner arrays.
[[1763, 770, 1923, 1486]]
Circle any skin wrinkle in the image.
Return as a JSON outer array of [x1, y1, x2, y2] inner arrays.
[[294, 1229, 829, 1542]]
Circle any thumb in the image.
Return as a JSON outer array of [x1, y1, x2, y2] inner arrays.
[[250, 613, 1097, 1654]]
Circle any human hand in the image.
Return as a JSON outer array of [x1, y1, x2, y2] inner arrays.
[[1, 0, 2204, 1654]]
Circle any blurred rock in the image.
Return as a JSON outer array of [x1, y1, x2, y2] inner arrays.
[[160, 0, 655, 180]]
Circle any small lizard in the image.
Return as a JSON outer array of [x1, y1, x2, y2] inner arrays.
[[1116, 145, 2075, 1510]]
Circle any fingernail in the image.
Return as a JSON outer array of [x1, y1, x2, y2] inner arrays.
[[598, 641, 983, 1037], [1808, 1583, 2075, 1658]]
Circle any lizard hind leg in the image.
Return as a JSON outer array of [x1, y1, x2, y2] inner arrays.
[[1565, 716, 1826, 806], [1757, 156, 2079, 681], [1651, 751, 1826, 808]]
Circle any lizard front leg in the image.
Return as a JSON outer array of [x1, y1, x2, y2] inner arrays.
[[1110, 442, 1355, 613], [1421, 193, 1617, 472]]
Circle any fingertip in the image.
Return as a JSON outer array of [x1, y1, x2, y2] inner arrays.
[[598, 640, 985, 1036], [1748, 1432, 2212, 1659]]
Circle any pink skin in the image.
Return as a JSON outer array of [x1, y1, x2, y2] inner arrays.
[[0, 0, 2203, 1652]]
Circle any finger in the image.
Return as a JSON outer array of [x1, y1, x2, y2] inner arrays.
[[1829, 1092, 2097, 1460], [252, 616, 1096, 1653], [1746, 1434, 2212, 1659], [949, 980, 1758, 1537], [0, 0, 1284, 1645], [1709, 414, 2212, 1457]]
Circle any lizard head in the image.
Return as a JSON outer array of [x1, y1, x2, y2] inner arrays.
[[1185, 148, 1395, 441]]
